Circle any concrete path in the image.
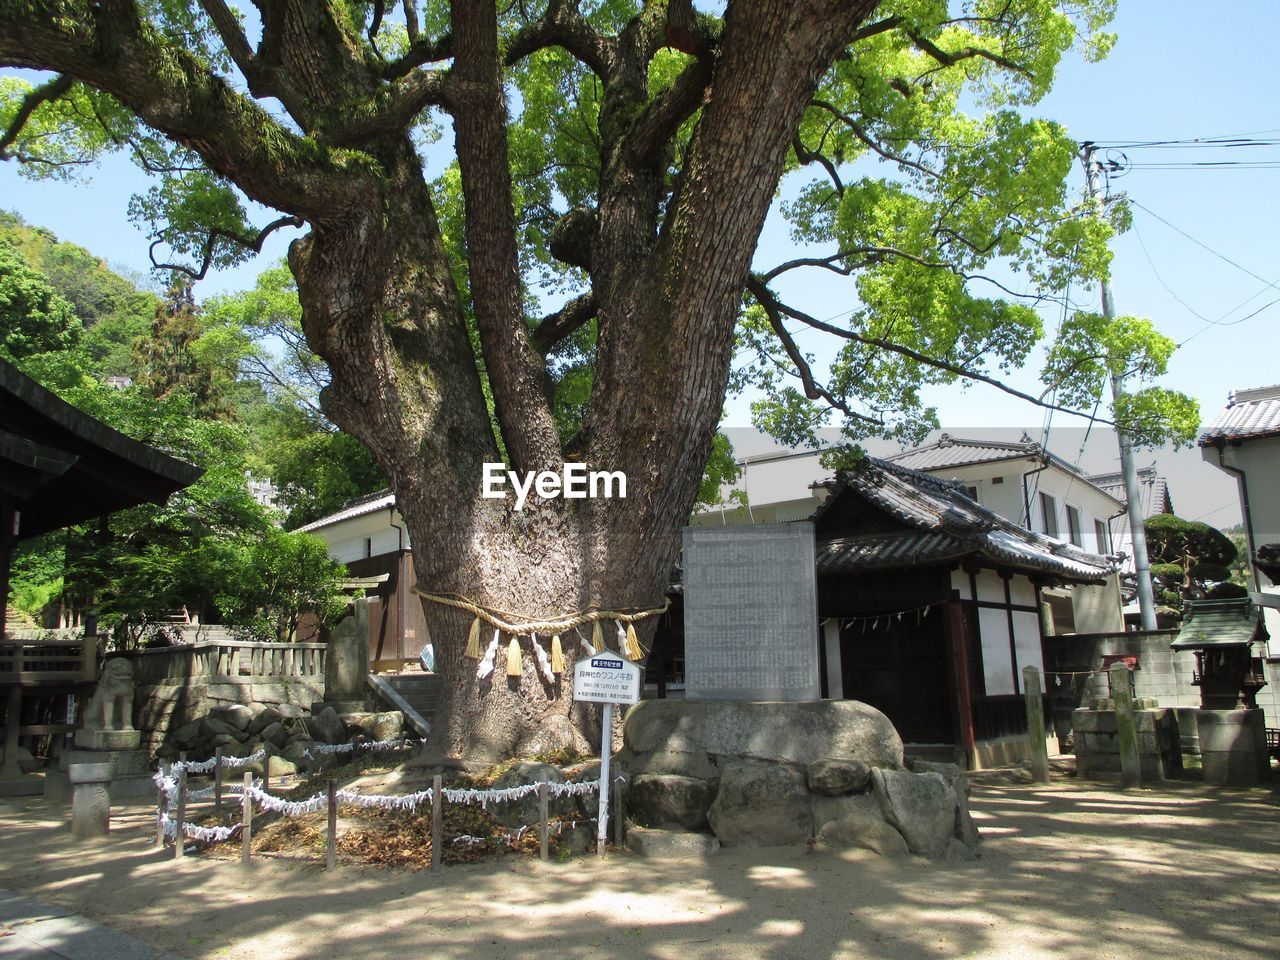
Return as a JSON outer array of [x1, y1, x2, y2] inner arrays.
[[0, 889, 179, 960]]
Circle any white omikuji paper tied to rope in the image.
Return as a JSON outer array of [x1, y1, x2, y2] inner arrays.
[[531, 633, 556, 684], [162, 814, 240, 844], [170, 749, 266, 777], [477, 628, 501, 679], [302, 737, 418, 759]]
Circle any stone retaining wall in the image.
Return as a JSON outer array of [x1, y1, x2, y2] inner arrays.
[[133, 675, 324, 758]]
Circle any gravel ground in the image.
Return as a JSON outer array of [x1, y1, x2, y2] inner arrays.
[[2, 769, 1278, 960]]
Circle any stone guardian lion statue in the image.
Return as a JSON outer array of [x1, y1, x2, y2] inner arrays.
[[83, 658, 136, 732]]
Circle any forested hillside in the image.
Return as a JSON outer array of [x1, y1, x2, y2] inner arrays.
[[1, 211, 383, 646]]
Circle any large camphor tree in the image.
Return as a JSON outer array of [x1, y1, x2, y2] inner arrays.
[[0, 0, 1194, 759]]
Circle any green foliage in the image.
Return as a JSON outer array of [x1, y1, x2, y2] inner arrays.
[[213, 527, 349, 643], [1144, 513, 1238, 601], [696, 431, 744, 509], [0, 232, 356, 646], [1043, 313, 1199, 448], [0, 237, 81, 359]]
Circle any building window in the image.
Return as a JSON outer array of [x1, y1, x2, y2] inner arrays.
[[992, 476, 1004, 485], [1095, 519, 1109, 554], [964, 485, 979, 502], [1066, 505, 1083, 547], [1039, 492, 1058, 538], [363, 537, 373, 558]]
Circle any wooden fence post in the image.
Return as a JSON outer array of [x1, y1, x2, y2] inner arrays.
[[1111, 662, 1142, 789], [241, 771, 253, 865], [173, 767, 187, 860], [326, 779, 337, 871], [1023, 666, 1050, 784], [431, 774, 442, 870], [155, 761, 169, 847], [262, 744, 271, 795], [538, 780, 549, 861], [214, 746, 223, 809]]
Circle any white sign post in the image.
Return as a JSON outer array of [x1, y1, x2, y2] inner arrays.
[[572, 650, 641, 857]]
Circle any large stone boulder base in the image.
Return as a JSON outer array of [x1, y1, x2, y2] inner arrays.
[[619, 700, 904, 781], [814, 793, 909, 857], [707, 761, 811, 847], [872, 768, 956, 859], [627, 773, 715, 831]]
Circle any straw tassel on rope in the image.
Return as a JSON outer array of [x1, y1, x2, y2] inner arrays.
[[464, 617, 481, 659], [624, 622, 642, 660], [506, 636, 522, 677], [591, 621, 604, 653], [550, 634, 565, 674]]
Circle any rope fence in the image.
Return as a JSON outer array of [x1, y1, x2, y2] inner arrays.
[[153, 760, 627, 869]]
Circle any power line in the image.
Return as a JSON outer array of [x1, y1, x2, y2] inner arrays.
[[1131, 200, 1274, 287]]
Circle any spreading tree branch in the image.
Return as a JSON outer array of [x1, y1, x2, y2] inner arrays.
[[0, 4, 371, 221], [450, 0, 562, 470], [505, 0, 615, 79], [0, 73, 73, 160], [530, 293, 596, 354], [149, 215, 303, 281], [745, 276, 1113, 427]]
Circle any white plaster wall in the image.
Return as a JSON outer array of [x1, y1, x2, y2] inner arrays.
[[974, 570, 1006, 604], [311, 509, 410, 563], [1206, 436, 1280, 649], [979, 606, 1015, 695]]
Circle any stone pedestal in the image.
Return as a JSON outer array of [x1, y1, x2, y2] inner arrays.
[[69, 762, 113, 838], [1073, 706, 1182, 781], [74, 728, 141, 751], [45, 746, 153, 802], [1197, 709, 1270, 786]]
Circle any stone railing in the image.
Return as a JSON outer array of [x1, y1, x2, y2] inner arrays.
[[125, 640, 327, 687]]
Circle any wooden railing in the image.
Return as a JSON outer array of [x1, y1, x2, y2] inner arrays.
[[126, 639, 327, 686], [0, 633, 98, 686]]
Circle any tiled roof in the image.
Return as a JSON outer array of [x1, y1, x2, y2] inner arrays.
[[295, 489, 395, 533], [1086, 466, 1173, 518], [1199, 385, 1280, 443], [1169, 598, 1268, 649], [886, 432, 1083, 473], [815, 458, 1118, 582]]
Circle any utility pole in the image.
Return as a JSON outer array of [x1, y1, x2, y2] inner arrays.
[[1080, 142, 1158, 631]]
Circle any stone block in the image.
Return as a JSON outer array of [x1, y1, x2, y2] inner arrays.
[[871, 768, 956, 859], [208, 703, 254, 731], [627, 773, 715, 831], [814, 793, 908, 857], [707, 760, 811, 847], [806, 758, 871, 796], [626, 826, 720, 858], [69, 762, 113, 839], [74, 729, 141, 751]]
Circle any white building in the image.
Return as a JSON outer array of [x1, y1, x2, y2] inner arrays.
[[1201, 384, 1280, 649], [881, 435, 1127, 634]]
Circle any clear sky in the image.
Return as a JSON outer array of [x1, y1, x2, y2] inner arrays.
[[1, 1, 1273, 526]]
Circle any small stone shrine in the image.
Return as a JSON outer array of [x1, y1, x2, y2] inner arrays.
[[47, 658, 154, 805], [1169, 598, 1270, 786], [681, 523, 820, 701]]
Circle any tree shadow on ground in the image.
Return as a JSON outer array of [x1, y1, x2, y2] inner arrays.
[[2, 770, 1279, 960]]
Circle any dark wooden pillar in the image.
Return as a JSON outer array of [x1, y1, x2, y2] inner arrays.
[[946, 599, 976, 769]]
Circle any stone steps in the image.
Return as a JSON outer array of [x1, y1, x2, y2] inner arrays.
[[368, 674, 439, 738]]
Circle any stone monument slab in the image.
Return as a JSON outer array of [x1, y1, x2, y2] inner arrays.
[[682, 523, 820, 701]]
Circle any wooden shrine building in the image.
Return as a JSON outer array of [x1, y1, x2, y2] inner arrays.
[[811, 458, 1119, 767]]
